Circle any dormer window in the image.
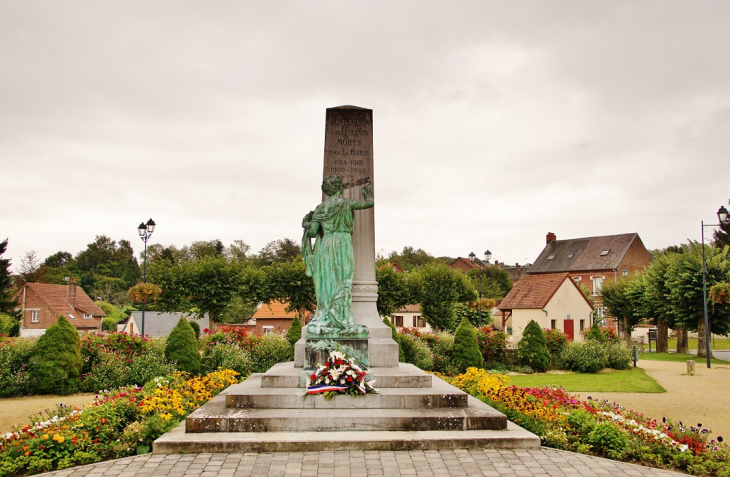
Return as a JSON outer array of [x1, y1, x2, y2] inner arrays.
[[600, 249, 610, 256], [83, 313, 92, 319]]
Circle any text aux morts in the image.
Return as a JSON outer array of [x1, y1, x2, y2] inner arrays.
[[328, 138, 369, 158]]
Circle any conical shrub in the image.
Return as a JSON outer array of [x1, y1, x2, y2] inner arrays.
[[517, 320, 551, 372], [165, 317, 201, 375], [286, 317, 303, 346], [383, 317, 405, 362], [453, 316, 483, 372], [32, 315, 82, 394]]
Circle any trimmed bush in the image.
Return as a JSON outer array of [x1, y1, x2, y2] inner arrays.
[[202, 342, 256, 376], [31, 315, 82, 395], [101, 317, 117, 332], [0, 337, 34, 397], [399, 333, 434, 371], [544, 328, 568, 358], [165, 317, 201, 375], [587, 422, 629, 459], [382, 317, 405, 362], [431, 332, 459, 375], [585, 322, 606, 342], [453, 317, 483, 372], [248, 333, 294, 373], [517, 320, 551, 372], [559, 341, 608, 373], [286, 317, 303, 347], [605, 342, 632, 370]]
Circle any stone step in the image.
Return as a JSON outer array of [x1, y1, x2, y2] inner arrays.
[[226, 374, 467, 410], [261, 362, 433, 389], [153, 421, 540, 454], [186, 393, 506, 433]]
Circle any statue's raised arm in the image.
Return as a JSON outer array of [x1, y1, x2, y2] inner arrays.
[[350, 184, 374, 211]]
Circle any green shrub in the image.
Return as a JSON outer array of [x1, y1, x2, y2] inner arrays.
[[606, 342, 633, 370], [431, 332, 460, 375], [475, 327, 507, 364], [81, 350, 129, 392], [101, 317, 117, 332], [559, 341, 608, 373], [587, 422, 629, 459], [248, 333, 294, 373], [286, 317, 303, 347], [517, 320, 551, 372], [0, 313, 19, 336], [0, 337, 35, 397], [399, 333, 434, 371], [30, 315, 82, 394], [164, 317, 201, 375], [453, 317, 483, 372], [202, 342, 256, 376], [81, 332, 148, 375], [99, 302, 115, 316], [585, 322, 606, 342], [189, 320, 201, 339], [544, 328, 568, 357]]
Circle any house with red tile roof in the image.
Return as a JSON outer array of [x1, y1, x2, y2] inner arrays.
[[449, 257, 481, 273], [248, 300, 301, 336], [12, 277, 105, 336], [496, 273, 594, 342], [388, 304, 431, 332], [527, 232, 652, 326]]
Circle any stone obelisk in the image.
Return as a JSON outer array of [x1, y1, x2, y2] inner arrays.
[[321, 106, 397, 366]]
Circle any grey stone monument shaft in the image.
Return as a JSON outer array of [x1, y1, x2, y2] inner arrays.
[[322, 106, 397, 366]]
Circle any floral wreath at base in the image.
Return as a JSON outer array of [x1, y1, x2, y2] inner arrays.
[[305, 350, 377, 400]]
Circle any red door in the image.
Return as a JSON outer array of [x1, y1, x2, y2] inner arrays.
[[564, 320, 574, 341]]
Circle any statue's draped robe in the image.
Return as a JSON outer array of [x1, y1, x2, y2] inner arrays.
[[302, 197, 356, 330]]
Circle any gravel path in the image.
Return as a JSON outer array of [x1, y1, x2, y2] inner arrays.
[[575, 358, 730, 441]]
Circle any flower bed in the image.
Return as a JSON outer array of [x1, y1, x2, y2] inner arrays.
[[448, 367, 729, 476], [0, 369, 239, 476]]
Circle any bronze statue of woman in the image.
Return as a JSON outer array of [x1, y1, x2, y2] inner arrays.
[[302, 175, 373, 337]]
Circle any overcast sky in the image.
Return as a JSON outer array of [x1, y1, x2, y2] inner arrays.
[[2, 1, 729, 273]]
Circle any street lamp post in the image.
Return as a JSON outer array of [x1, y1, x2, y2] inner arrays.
[[468, 250, 492, 328], [701, 206, 729, 369], [137, 218, 156, 337]]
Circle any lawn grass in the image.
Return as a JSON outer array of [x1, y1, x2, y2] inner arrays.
[[641, 337, 730, 350], [639, 352, 730, 365], [507, 367, 665, 393]]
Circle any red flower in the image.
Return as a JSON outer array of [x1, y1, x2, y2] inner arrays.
[[310, 374, 316, 380]]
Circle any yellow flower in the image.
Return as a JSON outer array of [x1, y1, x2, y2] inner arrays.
[[161, 413, 172, 421], [42, 434, 49, 440], [52, 434, 65, 443]]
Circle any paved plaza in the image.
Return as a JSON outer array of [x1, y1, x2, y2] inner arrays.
[[47, 448, 688, 476]]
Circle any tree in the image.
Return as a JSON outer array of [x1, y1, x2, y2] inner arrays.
[[286, 317, 303, 346], [75, 235, 141, 294], [0, 239, 19, 318], [226, 240, 251, 262], [375, 266, 412, 318], [665, 243, 730, 358], [151, 256, 263, 329], [386, 246, 445, 272], [467, 266, 513, 300], [43, 251, 73, 269], [31, 315, 82, 394], [517, 320, 551, 372], [600, 277, 642, 343], [452, 317, 483, 372], [262, 258, 314, 320], [255, 238, 301, 266], [410, 262, 476, 331], [165, 317, 201, 375], [19, 250, 42, 283], [714, 199, 730, 248]]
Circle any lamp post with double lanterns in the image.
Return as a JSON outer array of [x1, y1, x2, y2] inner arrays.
[[701, 206, 729, 369], [137, 218, 156, 337], [468, 250, 492, 328]]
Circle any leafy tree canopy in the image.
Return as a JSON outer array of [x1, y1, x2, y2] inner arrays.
[[0, 239, 19, 317], [410, 262, 476, 331]]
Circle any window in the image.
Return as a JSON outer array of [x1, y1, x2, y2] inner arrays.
[[579, 320, 585, 331], [573, 276, 581, 282], [31, 310, 39, 323], [622, 269, 629, 277], [412, 316, 418, 327], [547, 254, 556, 260], [550, 319, 556, 329], [595, 307, 605, 318], [83, 313, 91, 319], [567, 253, 574, 259], [600, 249, 610, 256], [592, 276, 604, 295], [394, 316, 403, 327], [68, 313, 76, 320], [417, 316, 425, 328], [263, 326, 274, 334]]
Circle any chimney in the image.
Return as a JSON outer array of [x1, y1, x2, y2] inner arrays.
[[68, 277, 77, 307], [546, 232, 557, 244]]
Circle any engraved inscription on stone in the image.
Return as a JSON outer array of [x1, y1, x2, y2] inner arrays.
[[323, 108, 373, 190]]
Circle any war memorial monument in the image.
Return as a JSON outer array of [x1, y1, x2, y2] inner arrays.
[[153, 106, 538, 453]]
